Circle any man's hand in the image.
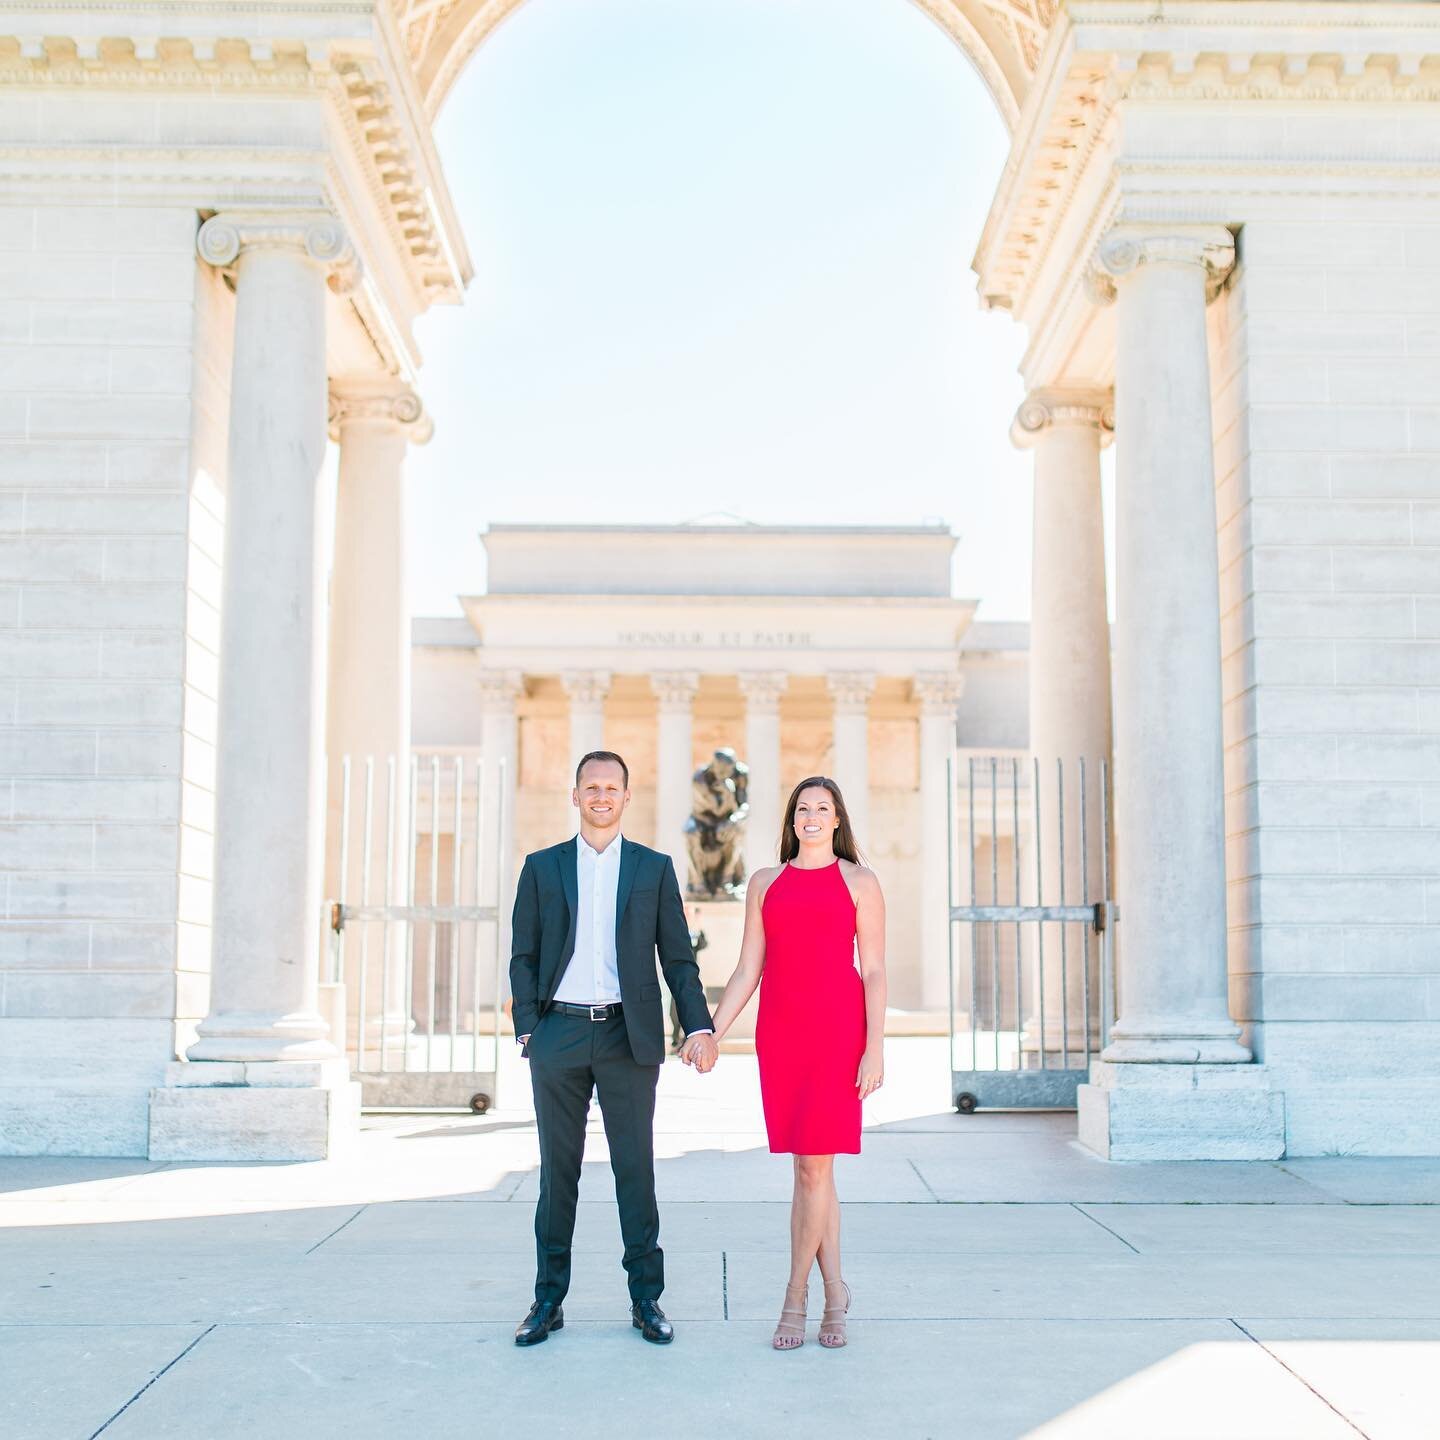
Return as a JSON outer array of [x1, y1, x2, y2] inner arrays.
[[679, 1032, 718, 1073]]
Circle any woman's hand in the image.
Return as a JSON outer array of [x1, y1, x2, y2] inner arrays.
[[857, 1046, 884, 1100]]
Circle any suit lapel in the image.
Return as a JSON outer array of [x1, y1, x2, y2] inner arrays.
[[614, 837, 641, 945], [557, 838, 578, 929]]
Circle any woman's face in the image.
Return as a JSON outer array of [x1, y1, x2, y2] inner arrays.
[[793, 787, 839, 846]]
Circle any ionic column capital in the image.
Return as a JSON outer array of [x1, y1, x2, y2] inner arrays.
[[739, 669, 788, 713], [477, 667, 525, 710], [197, 211, 362, 295], [328, 382, 433, 445], [827, 670, 877, 713], [1011, 387, 1115, 451], [1086, 225, 1236, 306], [914, 671, 965, 715], [561, 669, 612, 706], [652, 670, 700, 711]]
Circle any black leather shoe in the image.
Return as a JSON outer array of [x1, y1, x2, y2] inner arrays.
[[631, 1299, 674, 1344], [515, 1300, 564, 1346]]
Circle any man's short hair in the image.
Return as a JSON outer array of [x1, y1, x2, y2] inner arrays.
[[575, 750, 630, 789]]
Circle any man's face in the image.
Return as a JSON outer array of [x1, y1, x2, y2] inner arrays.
[[573, 759, 630, 830], [712, 753, 736, 779]]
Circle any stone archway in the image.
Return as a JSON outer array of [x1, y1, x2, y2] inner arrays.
[[402, 0, 1053, 127]]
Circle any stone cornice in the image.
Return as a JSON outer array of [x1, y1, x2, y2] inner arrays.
[[198, 210, 362, 292], [1011, 387, 1115, 450], [328, 382, 433, 442]]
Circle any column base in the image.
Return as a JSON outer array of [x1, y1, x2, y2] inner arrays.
[[1078, 1059, 1285, 1161], [1101, 1016, 1252, 1065], [148, 1058, 360, 1161]]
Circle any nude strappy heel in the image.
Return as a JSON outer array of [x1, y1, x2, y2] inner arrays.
[[818, 1278, 850, 1348], [772, 1281, 808, 1350]]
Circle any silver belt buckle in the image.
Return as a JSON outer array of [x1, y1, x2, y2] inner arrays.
[[588, 1004, 608, 1021]]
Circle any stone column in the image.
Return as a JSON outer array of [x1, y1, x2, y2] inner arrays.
[[915, 672, 964, 1012], [739, 671, 787, 869], [1011, 388, 1114, 1059], [150, 213, 363, 1161], [326, 382, 432, 1059], [1076, 226, 1280, 1161], [479, 669, 523, 981], [653, 671, 700, 893], [562, 669, 612, 778], [827, 671, 875, 853]]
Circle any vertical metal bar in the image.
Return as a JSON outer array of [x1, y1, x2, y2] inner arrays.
[[1100, 757, 1114, 1051], [491, 755, 508, 1086], [380, 755, 397, 1075], [1033, 755, 1046, 1070], [335, 755, 351, 993], [1011, 757, 1021, 1072], [356, 756, 375, 1074], [990, 757, 1000, 1072], [945, 753, 956, 1076], [472, 759, 485, 1072], [966, 756, 978, 1073], [449, 758, 464, 1069], [427, 755, 440, 1065], [1079, 756, 1092, 1068], [404, 755, 418, 1073], [1056, 758, 1068, 1071]]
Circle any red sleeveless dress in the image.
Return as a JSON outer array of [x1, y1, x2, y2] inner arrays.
[[756, 860, 867, 1155]]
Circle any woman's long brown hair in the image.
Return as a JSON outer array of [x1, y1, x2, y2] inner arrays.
[[778, 776, 863, 865]]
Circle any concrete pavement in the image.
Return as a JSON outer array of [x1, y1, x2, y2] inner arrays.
[[2, 1039, 1438, 1439]]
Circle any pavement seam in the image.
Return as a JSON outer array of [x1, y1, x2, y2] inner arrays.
[[303, 1205, 368, 1255], [905, 1158, 941, 1201], [86, 1322, 216, 1439], [722, 1251, 729, 1320], [1069, 1203, 1141, 1254], [1228, 1318, 1373, 1439]]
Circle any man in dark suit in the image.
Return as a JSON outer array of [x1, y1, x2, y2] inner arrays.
[[511, 749, 717, 1347]]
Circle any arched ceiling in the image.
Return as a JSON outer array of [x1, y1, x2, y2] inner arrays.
[[396, 0, 1057, 130]]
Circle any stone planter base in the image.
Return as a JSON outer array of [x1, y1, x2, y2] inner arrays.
[[148, 1058, 360, 1162], [1078, 1060, 1285, 1161]]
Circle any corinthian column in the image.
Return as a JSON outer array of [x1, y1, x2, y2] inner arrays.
[[326, 382, 432, 1059], [827, 671, 875, 852], [1011, 388, 1113, 1059], [739, 671, 787, 868], [562, 670, 613, 776], [653, 671, 700, 893], [916, 672, 964, 1012], [1090, 225, 1249, 1065], [152, 212, 362, 1160], [479, 669, 523, 977]]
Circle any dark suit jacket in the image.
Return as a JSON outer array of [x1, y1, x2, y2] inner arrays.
[[509, 836, 713, 1067]]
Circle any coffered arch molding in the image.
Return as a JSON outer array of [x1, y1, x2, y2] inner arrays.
[[407, 0, 1051, 129]]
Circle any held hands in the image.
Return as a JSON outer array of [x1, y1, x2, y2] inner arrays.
[[857, 1046, 884, 1100], [679, 1032, 719, 1074]]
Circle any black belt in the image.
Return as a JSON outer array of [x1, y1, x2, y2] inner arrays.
[[550, 1001, 624, 1021]]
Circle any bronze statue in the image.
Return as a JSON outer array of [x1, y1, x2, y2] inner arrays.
[[684, 748, 749, 899]]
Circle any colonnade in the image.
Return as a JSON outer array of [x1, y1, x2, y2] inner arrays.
[[164, 210, 1252, 1157]]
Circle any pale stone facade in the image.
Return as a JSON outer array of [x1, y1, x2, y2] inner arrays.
[[410, 522, 1014, 1016], [2, 0, 1439, 1159]]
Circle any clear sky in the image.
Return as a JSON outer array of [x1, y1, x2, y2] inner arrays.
[[405, 0, 1112, 619]]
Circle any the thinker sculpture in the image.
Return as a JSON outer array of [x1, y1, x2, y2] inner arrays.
[[684, 748, 749, 899]]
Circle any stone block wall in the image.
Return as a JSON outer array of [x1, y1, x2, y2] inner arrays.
[[0, 197, 220, 1154], [1215, 155, 1440, 1152]]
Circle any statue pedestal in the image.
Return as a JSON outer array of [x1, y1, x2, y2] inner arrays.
[[685, 898, 755, 1049]]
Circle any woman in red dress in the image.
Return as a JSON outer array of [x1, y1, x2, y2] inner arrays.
[[687, 776, 887, 1350]]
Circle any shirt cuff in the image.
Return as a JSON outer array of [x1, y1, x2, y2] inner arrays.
[[686, 1028, 714, 1037]]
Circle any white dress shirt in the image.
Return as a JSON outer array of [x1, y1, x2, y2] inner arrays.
[[553, 833, 624, 1004]]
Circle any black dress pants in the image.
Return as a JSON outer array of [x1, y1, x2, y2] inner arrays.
[[527, 1009, 662, 1304]]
